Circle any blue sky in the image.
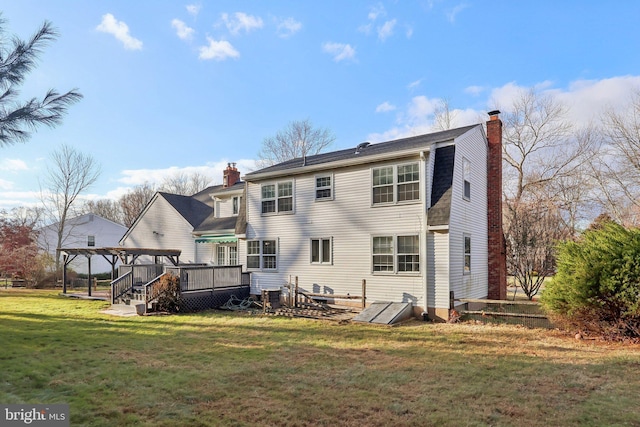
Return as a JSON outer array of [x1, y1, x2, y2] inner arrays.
[[1, 1, 640, 211]]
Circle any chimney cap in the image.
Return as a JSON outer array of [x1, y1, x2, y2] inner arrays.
[[488, 110, 501, 117]]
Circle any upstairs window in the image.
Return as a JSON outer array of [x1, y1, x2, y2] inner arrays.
[[232, 196, 241, 215], [315, 175, 333, 200], [87, 235, 95, 247], [262, 182, 293, 214], [372, 162, 420, 205], [463, 158, 471, 200]]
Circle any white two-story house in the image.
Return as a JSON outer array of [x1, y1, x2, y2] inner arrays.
[[119, 164, 245, 266], [241, 114, 505, 320]]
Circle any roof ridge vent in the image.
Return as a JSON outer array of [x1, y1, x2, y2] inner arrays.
[[355, 141, 371, 154]]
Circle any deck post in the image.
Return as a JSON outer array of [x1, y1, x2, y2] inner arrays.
[[294, 276, 299, 308], [362, 279, 366, 309]]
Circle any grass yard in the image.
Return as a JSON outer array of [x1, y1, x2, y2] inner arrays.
[[1, 289, 640, 426]]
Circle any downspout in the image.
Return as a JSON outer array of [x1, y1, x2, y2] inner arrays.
[[420, 150, 428, 319]]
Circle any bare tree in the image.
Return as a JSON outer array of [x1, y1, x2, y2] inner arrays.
[[504, 199, 570, 300], [82, 199, 123, 225], [499, 88, 586, 202], [432, 98, 457, 131], [0, 16, 82, 147], [41, 144, 100, 271], [119, 183, 156, 227], [159, 172, 213, 196], [590, 91, 640, 226], [257, 119, 335, 168]]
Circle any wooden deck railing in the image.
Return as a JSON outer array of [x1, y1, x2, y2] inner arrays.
[[144, 273, 167, 305], [111, 271, 133, 304], [165, 265, 245, 292]]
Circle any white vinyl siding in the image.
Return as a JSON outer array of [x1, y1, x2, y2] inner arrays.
[[120, 196, 199, 263], [245, 161, 426, 305], [449, 128, 489, 302]]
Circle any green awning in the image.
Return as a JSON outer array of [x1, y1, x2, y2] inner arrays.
[[195, 235, 238, 244]]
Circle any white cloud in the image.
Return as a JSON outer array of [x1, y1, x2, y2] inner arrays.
[[0, 190, 42, 210], [376, 102, 396, 113], [96, 13, 143, 50], [360, 3, 387, 35], [117, 159, 257, 188], [186, 4, 201, 17], [198, 37, 240, 60], [171, 19, 194, 40], [464, 85, 485, 96], [405, 25, 414, 39], [378, 19, 396, 41], [490, 76, 640, 126], [408, 79, 422, 90], [368, 3, 386, 21], [370, 75, 640, 143], [322, 42, 356, 62], [0, 179, 13, 190], [277, 17, 302, 38], [221, 12, 264, 35], [446, 3, 469, 23], [0, 159, 28, 171]]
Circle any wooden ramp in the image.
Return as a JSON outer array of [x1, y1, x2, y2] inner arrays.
[[353, 302, 413, 325]]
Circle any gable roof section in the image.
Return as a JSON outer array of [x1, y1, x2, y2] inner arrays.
[[244, 124, 478, 180], [159, 192, 212, 228], [428, 145, 456, 226]]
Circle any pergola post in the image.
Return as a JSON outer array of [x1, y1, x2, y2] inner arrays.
[[87, 255, 92, 297], [62, 253, 68, 294]]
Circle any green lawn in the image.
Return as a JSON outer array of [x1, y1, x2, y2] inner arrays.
[[2, 289, 639, 426]]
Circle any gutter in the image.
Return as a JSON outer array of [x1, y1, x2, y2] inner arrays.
[[243, 146, 434, 181]]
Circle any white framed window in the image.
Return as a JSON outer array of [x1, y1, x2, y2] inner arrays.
[[372, 236, 394, 272], [372, 235, 420, 274], [232, 196, 241, 215], [87, 235, 95, 247], [216, 245, 238, 266], [463, 157, 471, 200], [463, 234, 471, 274], [261, 182, 293, 214], [311, 237, 332, 264], [246, 239, 278, 270], [372, 162, 420, 205], [397, 235, 420, 272], [315, 174, 333, 201]]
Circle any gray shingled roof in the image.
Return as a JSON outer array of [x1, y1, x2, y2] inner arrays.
[[159, 192, 212, 228], [428, 145, 456, 226], [244, 124, 478, 178], [193, 216, 237, 233]]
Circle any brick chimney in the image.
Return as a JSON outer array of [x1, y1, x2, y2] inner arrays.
[[486, 110, 507, 300], [223, 162, 240, 188]]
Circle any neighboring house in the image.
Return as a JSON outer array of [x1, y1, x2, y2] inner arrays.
[[37, 213, 128, 274], [241, 113, 506, 320], [120, 164, 246, 266]]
